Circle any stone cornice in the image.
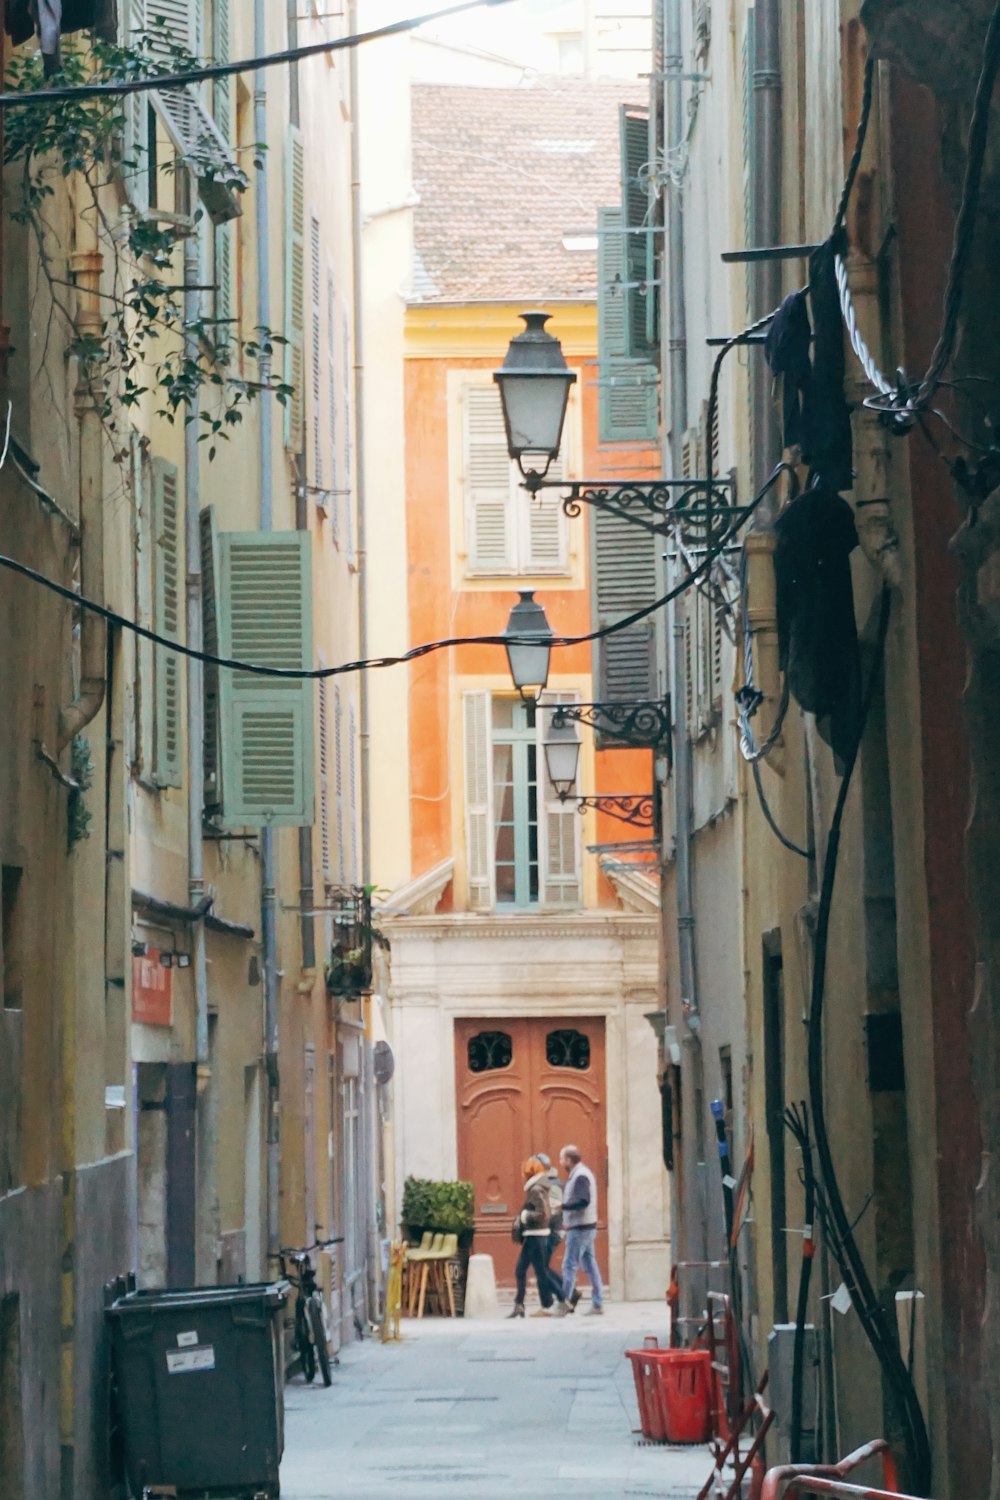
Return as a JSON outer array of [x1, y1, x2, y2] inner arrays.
[[380, 910, 657, 943], [600, 859, 661, 915], [379, 858, 455, 918]]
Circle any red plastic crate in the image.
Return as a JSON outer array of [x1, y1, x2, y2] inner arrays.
[[626, 1347, 713, 1443]]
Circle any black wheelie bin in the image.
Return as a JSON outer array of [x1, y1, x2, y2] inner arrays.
[[107, 1280, 290, 1499]]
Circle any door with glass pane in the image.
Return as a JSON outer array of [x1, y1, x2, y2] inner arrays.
[[455, 1017, 607, 1285]]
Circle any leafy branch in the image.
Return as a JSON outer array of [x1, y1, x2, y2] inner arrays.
[[4, 25, 293, 456]]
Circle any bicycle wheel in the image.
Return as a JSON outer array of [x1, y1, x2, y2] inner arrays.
[[308, 1296, 332, 1387], [298, 1309, 316, 1383]]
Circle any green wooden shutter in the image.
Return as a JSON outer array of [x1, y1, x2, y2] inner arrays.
[[121, 0, 150, 212], [463, 691, 494, 910], [620, 104, 656, 360], [333, 682, 345, 882], [285, 126, 306, 453], [310, 216, 323, 485], [317, 666, 332, 885], [590, 506, 658, 745], [200, 505, 223, 811], [463, 385, 513, 573], [152, 457, 183, 788], [217, 531, 315, 827], [598, 206, 658, 442]]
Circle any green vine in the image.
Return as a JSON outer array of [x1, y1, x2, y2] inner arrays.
[[67, 734, 95, 851], [4, 23, 292, 456]]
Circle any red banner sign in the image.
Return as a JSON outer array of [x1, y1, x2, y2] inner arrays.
[[132, 951, 173, 1027]]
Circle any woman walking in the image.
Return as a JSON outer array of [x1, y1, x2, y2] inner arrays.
[[509, 1157, 567, 1318]]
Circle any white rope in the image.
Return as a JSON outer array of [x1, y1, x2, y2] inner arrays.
[[834, 254, 894, 397]]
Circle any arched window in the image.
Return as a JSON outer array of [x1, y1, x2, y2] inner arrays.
[[546, 1029, 590, 1070], [467, 1030, 513, 1073]]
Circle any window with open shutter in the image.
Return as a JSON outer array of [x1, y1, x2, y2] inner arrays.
[[463, 692, 494, 910], [327, 265, 339, 536], [310, 216, 323, 486], [217, 532, 314, 826], [348, 698, 359, 882], [462, 381, 569, 576], [538, 694, 581, 907], [590, 506, 658, 746], [620, 104, 656, 360], [333, 682, 345, 882], [147, 0, 246, 225], [317, 663, 332, 886], [212, 0, 234, 344], [597, 205, 657, 443], [285, 126, 306, 453], [152, 457, 183, 788], [200, 505, 222, 810], [121, 0, 151, 211]]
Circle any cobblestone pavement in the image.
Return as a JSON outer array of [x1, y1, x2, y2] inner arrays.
[[280, 1300, 711, 1499]]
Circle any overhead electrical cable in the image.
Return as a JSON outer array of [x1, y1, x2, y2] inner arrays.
[[0, 0, 515, 108], [0, 466, 787, 682]]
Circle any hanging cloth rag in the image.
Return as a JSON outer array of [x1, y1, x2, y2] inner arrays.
[[5, 1, 117, 73], [764, 289, 812, 453], [774, 483, 861, 768], [801, 233, 854, 493]]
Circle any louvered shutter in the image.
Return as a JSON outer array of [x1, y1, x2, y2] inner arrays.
[[348, 698, 359, 881], [525, 444, 568, 572], [327, 265, 339, 533], [200, 505, 223, 810], [598, 206, 658, 442], [217, 532, 315, 827], [590, 507, 658, 746], [285, 126, 306, 453], [620, 104, 656, 360], [538, 694, 580, 907], [147, 0, 245, 225], [152, 458, 183, 788], [310, 216, 323, 485], [317, 668, 332, 886], [121, 0, 150, 211], [213, 0, 234, 344], [334, 683, 345, 881], [463, 692, 494, 910], [464, 386, 513, 574]]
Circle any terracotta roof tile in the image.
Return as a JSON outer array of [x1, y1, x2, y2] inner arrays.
[[410, 77, 643, 303]]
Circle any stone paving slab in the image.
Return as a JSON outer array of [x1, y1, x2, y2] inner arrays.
[[280, 1302, 712, 1499]]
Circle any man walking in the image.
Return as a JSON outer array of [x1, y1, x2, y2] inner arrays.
[[556, 1144, 604, 1315]]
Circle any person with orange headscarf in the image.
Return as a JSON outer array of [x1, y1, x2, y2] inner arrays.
[[508, 1156, 567, 1319]]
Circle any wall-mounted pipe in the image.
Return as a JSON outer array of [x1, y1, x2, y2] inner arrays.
[[750, 0, 782, 505], [255, 0, 282, 1268]]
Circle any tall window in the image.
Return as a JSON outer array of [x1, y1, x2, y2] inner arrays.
[[460, 382, 569, 577], [463, 693, 581, 911]]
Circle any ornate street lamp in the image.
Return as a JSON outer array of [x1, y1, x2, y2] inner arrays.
[[493, 311, 577, 475], [494, 313, 739, 546], [500, 590, 553, 698]]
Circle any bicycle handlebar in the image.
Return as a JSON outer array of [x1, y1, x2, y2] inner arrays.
[[277, 1236, 345, 1258]]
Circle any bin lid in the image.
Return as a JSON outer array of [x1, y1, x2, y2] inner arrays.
[[107, 1279, 290, 1317]]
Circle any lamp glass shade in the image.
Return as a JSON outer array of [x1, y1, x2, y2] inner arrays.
[[543, 718, 580, 796], [502, 590, 553, 696], [493, 311, 577, 462]]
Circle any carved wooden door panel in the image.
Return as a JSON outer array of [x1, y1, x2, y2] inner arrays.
[[455, 1017, 608, 1286]]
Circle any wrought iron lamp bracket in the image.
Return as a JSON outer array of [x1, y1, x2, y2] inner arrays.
[[551, 700, 673, 761], [520, 468, 740, 543], [555, 792, 656, 829]]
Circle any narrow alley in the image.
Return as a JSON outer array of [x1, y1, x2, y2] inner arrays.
[[280, 1305, 709, 1500]]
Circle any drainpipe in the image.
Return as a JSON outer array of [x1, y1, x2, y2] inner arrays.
[[348, 0, 381, 1323], [750, 0, 782, 504], [183, 214, 218, 1281], [255, 0, 281, 1267], [59, 196, 105, 749], [287, 0, 317, 977]]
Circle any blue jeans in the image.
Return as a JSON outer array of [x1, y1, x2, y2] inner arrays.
[[561, 1226, 603, 1308]]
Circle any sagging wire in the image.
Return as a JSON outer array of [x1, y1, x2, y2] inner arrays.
[[806, 585, 932, 1494], [784, 1103, 818, 1466], [0, 0, 515, 108], [0, 471, 784, 683]]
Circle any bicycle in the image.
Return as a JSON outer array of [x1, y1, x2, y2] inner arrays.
[[278, 1237, 343, 1387]]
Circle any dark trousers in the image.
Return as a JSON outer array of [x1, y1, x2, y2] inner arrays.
[[515, 1236, 559, 1307], [544, 1231, 566, 1303]]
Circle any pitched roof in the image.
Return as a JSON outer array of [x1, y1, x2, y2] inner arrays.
[[410, 78, 644, 304]]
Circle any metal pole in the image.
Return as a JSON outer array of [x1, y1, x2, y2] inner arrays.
[[751, 0, 782, 507], [255, 0, 281, 1268]]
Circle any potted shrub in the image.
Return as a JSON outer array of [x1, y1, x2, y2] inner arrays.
[[402, 1177, 475, 1314]]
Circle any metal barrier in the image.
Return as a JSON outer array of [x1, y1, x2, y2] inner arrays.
[[760, 1439, 900, 1500]]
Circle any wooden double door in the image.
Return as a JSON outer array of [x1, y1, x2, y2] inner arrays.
[[455, 1017, 608, 1286]]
